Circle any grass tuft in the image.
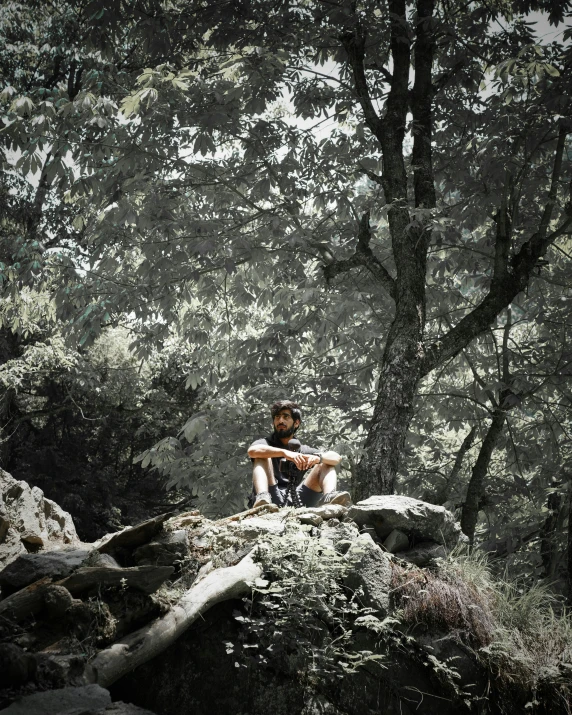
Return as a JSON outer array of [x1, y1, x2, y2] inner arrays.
[[392, 547, 572, 709]]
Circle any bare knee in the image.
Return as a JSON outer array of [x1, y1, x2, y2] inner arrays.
[[252, 458, 270, 466], [252, 458, 275, 486]]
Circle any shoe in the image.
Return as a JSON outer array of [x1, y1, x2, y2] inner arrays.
[[253, 491, 272, 508], [320, 490, 351, 507]]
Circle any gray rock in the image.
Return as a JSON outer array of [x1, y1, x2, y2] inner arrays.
[[0, 529, 26, 571], [0, 549, 92, 594], [226, 514, 287, 540], [96, 513, 172, 554], [324, 521, 360, 553], [104, 704, 158, 714], [0, 470, 79, 570], [296, 504, 348, 521], [92, 552, 121, 568], [397, 541, 446, 566], [297, 513, 323, 527], [0, 499, 9, 542], [348, 495, 467, 548], [0, 684, 111, 714], [383, 528, 409, 553], [344, 533, 391, 616], [133, 529, 189, 567], [165, 511, 205, 530]]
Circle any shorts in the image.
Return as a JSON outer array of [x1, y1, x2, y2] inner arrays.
[[248, 483, 322, 509]]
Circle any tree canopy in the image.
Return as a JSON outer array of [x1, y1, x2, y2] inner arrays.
[[1, 0, 572, 581]]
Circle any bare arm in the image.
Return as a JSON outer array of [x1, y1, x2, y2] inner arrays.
[[320, 450, 343, 467], [248, 444, 309, 470], [247, 445, 343, 470]]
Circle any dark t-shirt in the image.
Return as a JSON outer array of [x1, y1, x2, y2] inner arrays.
[[249, 432, 320, 488]]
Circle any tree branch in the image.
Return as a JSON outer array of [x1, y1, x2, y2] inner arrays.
[[341, 29, 385, 146], [448, 425, 478, 486], [88, 551, 262, 687], [411, 0, 437, 213], [323, 212, 397, 300], [422, 125, 571, 376], [492, 189, 511, 282]]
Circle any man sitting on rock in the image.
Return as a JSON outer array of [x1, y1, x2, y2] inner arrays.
[[247, 400, 351, 509]]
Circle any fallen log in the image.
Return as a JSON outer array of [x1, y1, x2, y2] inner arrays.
[[89, 550, 262, 687], [0, 576, 52, 621], [96, 513, 173, 554], [58, 565, 175, 595]]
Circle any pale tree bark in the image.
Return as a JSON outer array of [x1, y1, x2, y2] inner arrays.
[[88, 551, 262, 687]]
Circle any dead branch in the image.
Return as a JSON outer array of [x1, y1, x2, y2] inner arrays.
[[88, 550, 262, 687]]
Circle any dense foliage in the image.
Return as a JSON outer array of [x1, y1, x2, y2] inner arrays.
[[1, 0, 572, 594]]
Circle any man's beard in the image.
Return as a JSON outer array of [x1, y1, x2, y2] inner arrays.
[[274, 426, 297, 439]]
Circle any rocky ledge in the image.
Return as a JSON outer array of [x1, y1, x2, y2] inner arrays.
[[0, 472, 569, 715]]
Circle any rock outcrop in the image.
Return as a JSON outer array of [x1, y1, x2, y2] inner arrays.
[[0, 473, 569, 715], [0, 684, 155, 714], [0, 469, 79, 571], [349, 494, 467, 565]]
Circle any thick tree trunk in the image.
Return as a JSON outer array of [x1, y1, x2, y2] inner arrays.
[[355, 328, 425, 499], [460, 410, 506, 543], [348, 0, 436, 499], [336, 6, 568, 500]]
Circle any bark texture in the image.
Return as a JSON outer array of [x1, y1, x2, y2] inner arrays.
[[89, 552, 262, 688], [539, 482, 562, 580], [460, 410, 505, 543]]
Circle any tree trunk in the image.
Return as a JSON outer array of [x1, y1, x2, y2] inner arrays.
[[447, 426, 478, 487], [567, 481, 572, 606], [428, 426, 477, 506], [349, 0, 436, 499], [539, 480, 562, 580], [460, 410, 506, 544], [355, 327, 425, 499], [334, 6, 568, 500]]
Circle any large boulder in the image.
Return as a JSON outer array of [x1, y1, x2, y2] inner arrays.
[[344, 533, 392, 616], [0, 684, 157, 714], [348, 495, 468, 548], [0, 470, 79, 570]]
